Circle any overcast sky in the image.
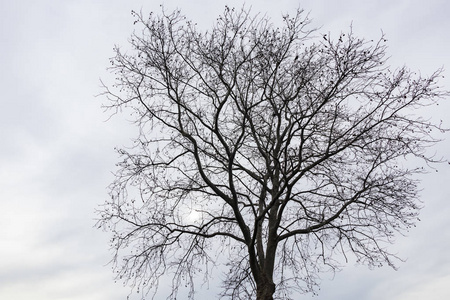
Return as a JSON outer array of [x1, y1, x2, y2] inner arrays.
[[1, 1, 449, 299]]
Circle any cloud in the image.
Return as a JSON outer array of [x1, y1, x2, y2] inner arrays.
[[1, 0, 449, 299]]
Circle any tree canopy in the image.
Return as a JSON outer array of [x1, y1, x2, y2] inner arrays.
[[97, 6, 448, 300]]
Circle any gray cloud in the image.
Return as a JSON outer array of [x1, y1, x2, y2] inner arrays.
[[1, 1, 449, 299]]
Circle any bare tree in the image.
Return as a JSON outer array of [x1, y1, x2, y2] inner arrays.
[[97, 6, 448, 300]]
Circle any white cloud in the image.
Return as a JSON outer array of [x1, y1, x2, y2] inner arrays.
[[394, 274, 450, 300]]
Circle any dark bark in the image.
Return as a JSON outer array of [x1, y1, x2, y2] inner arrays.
[[256, 275, 276, 300]]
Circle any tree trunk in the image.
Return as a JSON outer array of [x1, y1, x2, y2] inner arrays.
[[256, 275, 276, 300]]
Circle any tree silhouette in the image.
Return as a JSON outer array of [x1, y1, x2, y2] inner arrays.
[[97, 6, 448, 300]]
